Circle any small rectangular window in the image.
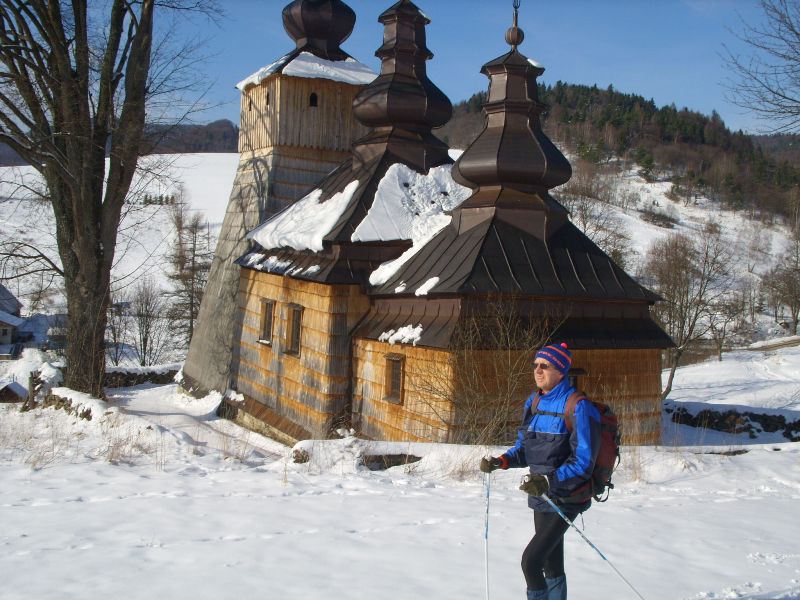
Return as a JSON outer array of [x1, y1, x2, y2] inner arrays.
[[259, 300, 275, 344], [385, 354, 405, 404], [286, 304, 303, 355]]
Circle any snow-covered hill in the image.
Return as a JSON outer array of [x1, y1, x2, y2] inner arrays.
[[0, 153, 238, 309], [0, 345, 798, 599]]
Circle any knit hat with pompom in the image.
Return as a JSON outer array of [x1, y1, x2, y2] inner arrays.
[[534, 342, 572, 376]]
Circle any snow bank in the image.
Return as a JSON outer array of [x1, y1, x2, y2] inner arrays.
[[248, 180, 360, 252], [49, 386, 109, 420], [0, 348, 62, 391], [291, 435, 488, 477], [106, 363, 183, 375], [236, 52, 376, 90], [749, 335, 800, 349]]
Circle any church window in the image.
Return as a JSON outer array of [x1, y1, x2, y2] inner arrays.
[[258, 300, 275, 344], [286, 304, 303, 356], [309, 92, 318, 107], [385, 354, 405, 404]]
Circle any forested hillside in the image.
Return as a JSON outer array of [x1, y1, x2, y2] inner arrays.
[[437, 83, 800, 228]]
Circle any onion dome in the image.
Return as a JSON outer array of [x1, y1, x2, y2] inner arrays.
[[352, 1, 451, 133], [353, 0, 453, 173], [451, 12, 571, 193], [282, 0, 356, 61]]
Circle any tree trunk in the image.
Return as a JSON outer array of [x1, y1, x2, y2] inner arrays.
[[63, 249, 111, 397], [660, 346, 684, 402]]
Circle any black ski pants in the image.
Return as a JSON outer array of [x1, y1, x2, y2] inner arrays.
[[521, 510, 570, 591]]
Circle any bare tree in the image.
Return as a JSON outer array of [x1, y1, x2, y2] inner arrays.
[[166, 192, 213, 348], [106, 292, 131, 367], [560, 192, 633, 270], [725, 0, 800, 131], [412, 298, 562, 445], [709, 295, 741, 360], [130, 277, 169, 367], [762, 235, 800, 333], [0, 0, 218, 396], [641, 228, 732, 400]]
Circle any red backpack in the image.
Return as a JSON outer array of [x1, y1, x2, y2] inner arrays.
[[531, 391, 621, 502]]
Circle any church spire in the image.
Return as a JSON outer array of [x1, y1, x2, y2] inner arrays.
[[282, 0, 356, 61], [351, 0, 452, 172], [451, 2, 571, 196]]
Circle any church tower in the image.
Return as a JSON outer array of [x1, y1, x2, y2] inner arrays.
[[182, 0, 375, 395]]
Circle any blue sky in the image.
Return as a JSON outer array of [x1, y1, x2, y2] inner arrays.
[[193, 0, 768, 133]]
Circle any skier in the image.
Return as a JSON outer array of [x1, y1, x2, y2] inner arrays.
[[480, 342, 601, 600]]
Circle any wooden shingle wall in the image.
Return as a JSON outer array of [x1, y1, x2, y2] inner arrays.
[[232, 146, 349, 218], [353, 340, 455, 442], [239, 76, 367, 154], [232, 269, 370, 439], [571, 348, 663, 445], [351, 344, 663, 445]]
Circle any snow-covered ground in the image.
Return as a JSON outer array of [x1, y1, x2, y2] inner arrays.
[[1, 346, 799, 600]]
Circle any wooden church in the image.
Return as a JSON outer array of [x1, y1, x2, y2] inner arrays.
[[194, 0, 673, 446], [181, 0, 374, 396]]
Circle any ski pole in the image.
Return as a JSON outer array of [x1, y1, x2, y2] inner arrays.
[[541, 493, 647, 600], [484, 471, 491, 600]]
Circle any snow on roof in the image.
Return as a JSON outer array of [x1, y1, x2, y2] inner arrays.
[[236, 51, 376, 91], [378, 324, 423, 346], [352, 163, 470, 243], [248, 180, 361, 252], [414, 277, 439, 296], [448, 149, 464, 161], [0, 380, 26, 398], [0, 309, 24, 328], [528, 57, 544, 68], [360, 163, 471, 287]]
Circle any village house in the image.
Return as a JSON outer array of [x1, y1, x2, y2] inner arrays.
[[193, 0, 673, 446], [0, 283, 21, 317], [0, 285, 24, 359], [0, 380, 26, 403]]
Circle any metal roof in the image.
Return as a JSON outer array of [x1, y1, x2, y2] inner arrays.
[[370, 205, 661, 303]]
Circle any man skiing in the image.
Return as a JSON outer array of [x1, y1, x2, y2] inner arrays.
[[480, 342, 601, 600]]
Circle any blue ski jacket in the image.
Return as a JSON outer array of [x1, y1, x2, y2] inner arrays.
[[502, 378, 601, 513]]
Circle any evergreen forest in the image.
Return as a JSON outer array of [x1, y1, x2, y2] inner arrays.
[[437, 82, 800, 227]]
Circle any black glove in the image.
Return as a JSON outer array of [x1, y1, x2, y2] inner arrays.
[[479, 456, 503, 473], [519, 474, 549, 496]]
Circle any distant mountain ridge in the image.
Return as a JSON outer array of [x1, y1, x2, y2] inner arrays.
[[0, 119, 239, 167], [141, 119, 238, 155]]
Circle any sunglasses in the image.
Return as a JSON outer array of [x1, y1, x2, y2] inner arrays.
[[532, 362, 552, 371]]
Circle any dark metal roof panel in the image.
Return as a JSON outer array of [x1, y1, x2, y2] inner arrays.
[[370, 213, 660, 304], [554, 317, 675, 349], [353, 298, 461, 349], [370, 218, 489, 296]]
